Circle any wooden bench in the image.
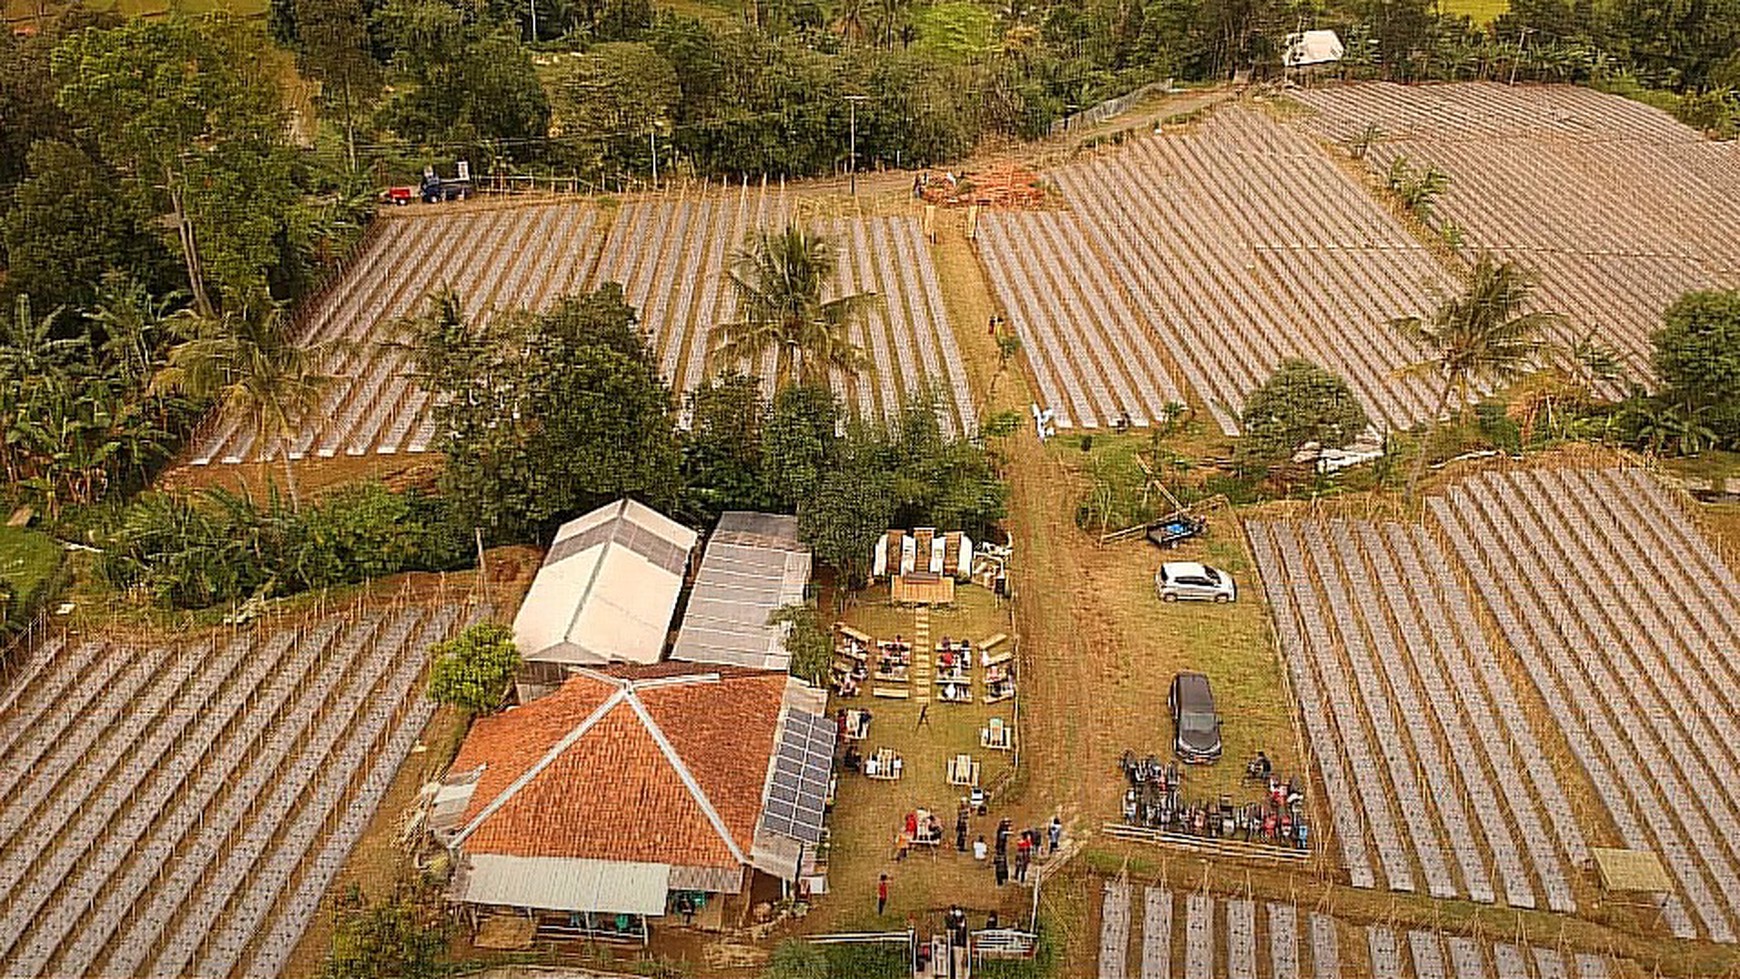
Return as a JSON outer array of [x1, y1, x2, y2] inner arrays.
[[984, 687, 1014, 705], [866, 748, 904, 780], [979, 632, 1009, 653], [873, 686, 909, 700], [835, 623, 872, 644], [980, 650, 1013, 668]]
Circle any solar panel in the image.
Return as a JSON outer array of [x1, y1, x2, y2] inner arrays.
[[762, 711, 835, 844]]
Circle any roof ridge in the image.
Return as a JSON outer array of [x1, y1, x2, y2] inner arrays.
[[452, 686, 628, 848], [624, 688, 749, 866]]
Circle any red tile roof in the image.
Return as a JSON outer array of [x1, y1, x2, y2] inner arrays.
[[451, 664, 787, 871]]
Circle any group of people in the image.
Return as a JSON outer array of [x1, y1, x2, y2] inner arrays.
[[966, 814, 1063, 887], [896, 809, 945, 858]]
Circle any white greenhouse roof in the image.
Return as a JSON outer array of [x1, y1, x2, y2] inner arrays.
[[513, 499, 698, 666], [671, 512, 811, 672], [457, 854, 671, 915]]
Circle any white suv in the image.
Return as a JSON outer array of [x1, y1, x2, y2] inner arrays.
[[1155, 562, 1236, 603]]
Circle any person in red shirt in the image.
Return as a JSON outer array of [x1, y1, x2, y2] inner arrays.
[[877, 874, 890, 915]]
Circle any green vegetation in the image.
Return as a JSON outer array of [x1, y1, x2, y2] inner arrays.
[[771, 603, 833, 686], [1392, 252, 1559, 499], [1238, 359, 1370, 474], [1650, 289, 1740, 450], [713, 225, 878, 389], [99, 482, 468, 609], [320, 887, 447, 979], [0, 526, 67, 628], [427, 622, 521, 715]]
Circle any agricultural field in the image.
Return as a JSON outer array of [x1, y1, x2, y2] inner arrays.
[[0, 598, 471, 978], [1246, 517, 1586, 911], [991, 105, 1452, 436], [1431, 467, 1740, 943], [189, 182, 976, 466], [1095, 879, 1619, 979], [190, 201, 602, 465], [1295, 82, 1740, 387], [977, 210, 1187, 430]]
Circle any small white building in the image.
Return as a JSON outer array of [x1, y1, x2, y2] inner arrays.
[[512, 500, 698, 668]]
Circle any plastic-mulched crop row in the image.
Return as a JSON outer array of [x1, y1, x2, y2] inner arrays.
[[0, 603, 466, 978]]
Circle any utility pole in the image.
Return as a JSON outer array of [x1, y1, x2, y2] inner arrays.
[[529, 0, 538, 41], [650, 129, 659, 187], [844, 94, 868, 196], [1509, 28, 1532, 86]]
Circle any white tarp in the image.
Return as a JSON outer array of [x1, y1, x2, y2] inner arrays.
[[1284, 30, 1345, 67], [458, 855, 671, 915]]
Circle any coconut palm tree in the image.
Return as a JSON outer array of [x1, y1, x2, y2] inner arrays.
[[154, 299, 348, 507], [711, 224, 878, 390], [1393, 251, 1561, 501]]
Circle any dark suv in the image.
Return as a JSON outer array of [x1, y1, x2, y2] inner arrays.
[[1169, 672, 1222, 763]]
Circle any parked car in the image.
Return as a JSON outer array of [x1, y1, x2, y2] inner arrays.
[[1154, 562, 1236, 603], [1169, 672, 1223, 763]]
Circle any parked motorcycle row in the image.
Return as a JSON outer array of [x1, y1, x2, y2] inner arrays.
[[1118, 750, 1310, 849]]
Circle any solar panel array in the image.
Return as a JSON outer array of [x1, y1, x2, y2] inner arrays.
[[762, 710, 835, 845]]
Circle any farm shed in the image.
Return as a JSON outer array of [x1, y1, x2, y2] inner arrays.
[[670, 512, 812, 672], [512, 499, 698, 668], [435, 664, 834, 938]]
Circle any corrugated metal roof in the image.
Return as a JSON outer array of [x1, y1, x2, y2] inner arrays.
[[671, 513, 811, 672], [514, 500, 698, 665], [457, 855, 672, 914]]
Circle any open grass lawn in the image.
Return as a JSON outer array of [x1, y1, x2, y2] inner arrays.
[[0, 526, 65, 627], [812, 585, 1028, 931]]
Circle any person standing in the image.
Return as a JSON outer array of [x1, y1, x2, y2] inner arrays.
[[994, 852, 1009, 886], [973, 835, 988, 861], [995, 817, 1010, 856], [877, 874, 889, 915], [1048, 815, 1062, 854]]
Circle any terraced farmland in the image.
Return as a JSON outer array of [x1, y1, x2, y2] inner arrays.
[[1431, 468, 1740, 942], [1296, 82, 1740, 384], [1095, 882, 1616, 979], [189, 181, 977, 466], [1247, 518, 1586, 911], [998, 105, 1451, 435], [977, 210, 1186, 430], [0, 602, 469, 977], [191, 202, 602, 465]]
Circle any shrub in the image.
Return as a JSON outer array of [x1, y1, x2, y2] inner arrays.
[[427, 622, 521, 715], [764, 940, 830, 979]]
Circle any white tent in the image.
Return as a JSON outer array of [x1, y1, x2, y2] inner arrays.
[[513, 499, 698, 666], [1283, 30, 1345, 67]]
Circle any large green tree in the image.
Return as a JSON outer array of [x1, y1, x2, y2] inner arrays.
[[1393, 252, 1559, 500], [427, 622, 521, 715], [683, 371, 770, 516], [1239, 359, 1371, 471], [2, 141, 174, 312], [1651, 288, 1740, 445], [406, 286, 683, 542], [377, 0, 549, 160], [52, 15, 296, 315], [294, 0, 384, 172], [713, 225, 877, 388]]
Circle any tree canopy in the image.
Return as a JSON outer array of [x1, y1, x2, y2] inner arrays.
[[1651, 289, 1740, 447], [428, 622, 522, 715], [406, 286, 683, 543], [1239, 360, 1371, 470]]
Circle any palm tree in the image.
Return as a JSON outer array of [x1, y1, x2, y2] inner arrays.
[[154, 300, 347, 507], [1393, 252, 1561, 501], [711, 224, 878, 389]]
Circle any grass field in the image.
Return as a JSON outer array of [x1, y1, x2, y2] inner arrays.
[[813, 585, 1025, 930], [1441, 0, 1508, 23], [0, 526, 64, 628]]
